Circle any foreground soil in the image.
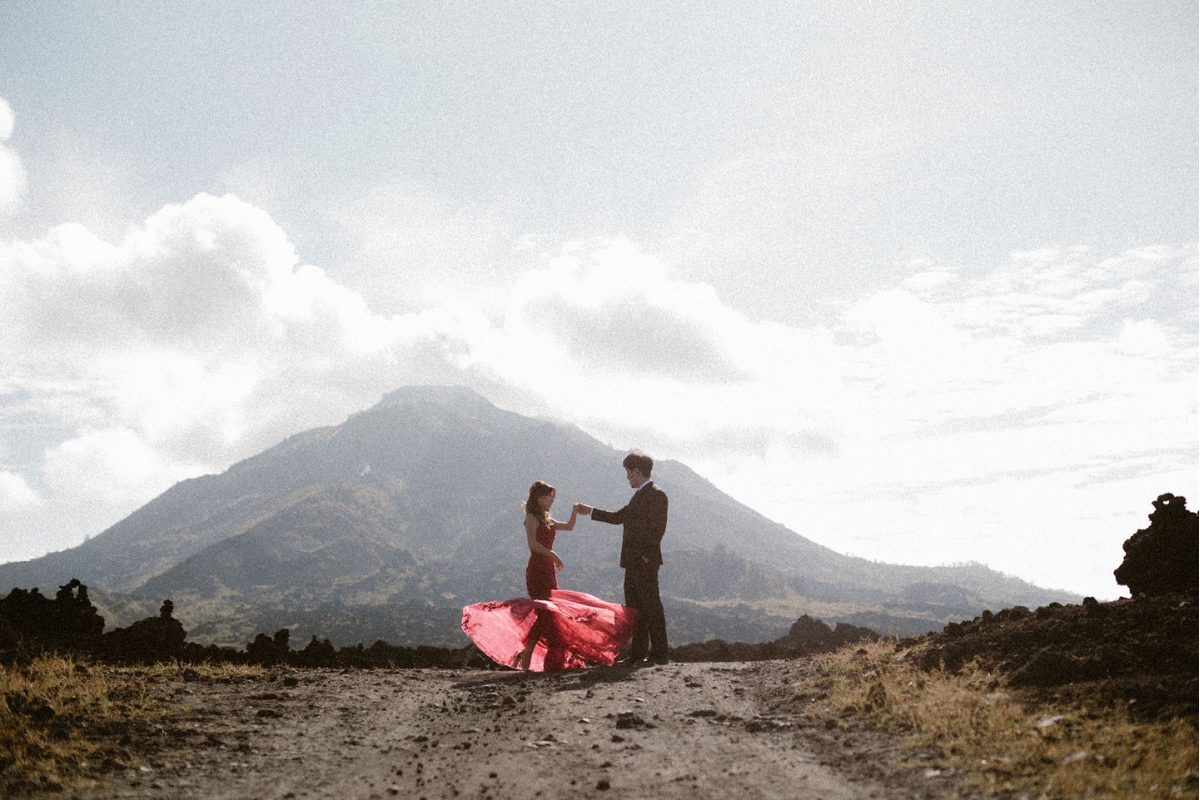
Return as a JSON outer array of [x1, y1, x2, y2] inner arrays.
[[65, 661, 907, 800], [8, 593, 1197, 799]]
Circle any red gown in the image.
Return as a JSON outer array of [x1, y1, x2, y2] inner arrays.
[[461, 521, 636, 671]]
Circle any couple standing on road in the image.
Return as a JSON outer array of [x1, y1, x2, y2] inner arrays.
[[461, 451, 670, 672]]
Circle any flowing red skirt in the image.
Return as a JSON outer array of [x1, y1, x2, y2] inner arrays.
[[461, 590, 637, 672]]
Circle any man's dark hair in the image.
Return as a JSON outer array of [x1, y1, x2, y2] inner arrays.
[[622, 451, 653, 477]]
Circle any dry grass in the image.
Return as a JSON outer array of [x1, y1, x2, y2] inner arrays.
[[0, 657, 264, 794], [803, 639, 1198, 799]]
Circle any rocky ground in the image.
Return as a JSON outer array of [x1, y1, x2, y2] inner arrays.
[[66, 660, 910, 800], [902, 592, 1198, 721]]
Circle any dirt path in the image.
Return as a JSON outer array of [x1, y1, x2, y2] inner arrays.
[[74, 661, 888, 800]]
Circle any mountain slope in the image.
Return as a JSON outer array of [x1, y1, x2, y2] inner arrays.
[[0, 385, 1077, 644]]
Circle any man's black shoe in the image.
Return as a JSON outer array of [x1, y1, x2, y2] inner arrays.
[[649, 655, 669, 666]]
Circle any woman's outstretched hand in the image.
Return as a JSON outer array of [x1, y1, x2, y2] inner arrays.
[[573, 503, 592, 515]]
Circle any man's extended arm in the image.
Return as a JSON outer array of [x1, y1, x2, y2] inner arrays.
[[589, 503, 628, 525]]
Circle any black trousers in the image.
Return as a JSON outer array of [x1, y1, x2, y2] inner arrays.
[[624, 564, 668, 659]]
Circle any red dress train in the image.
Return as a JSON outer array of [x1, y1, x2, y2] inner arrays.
[[461, 522, 636, 671]]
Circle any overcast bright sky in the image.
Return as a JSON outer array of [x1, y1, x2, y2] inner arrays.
[[0, 1, 1195, 600]]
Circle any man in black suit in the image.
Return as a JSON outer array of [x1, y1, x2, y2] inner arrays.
[[576, 452, 669, 666]]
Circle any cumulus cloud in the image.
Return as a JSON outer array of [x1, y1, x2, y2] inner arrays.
[[0, 171, 1193, 599], [513, 240, 749, 384], [43, 428, 199, 506], [0, 193, 478, 471], [534, 297, 746, 383], [705, 245, 1196, 596], [0, 97, 25, 217], [0, 471, 40, 512]]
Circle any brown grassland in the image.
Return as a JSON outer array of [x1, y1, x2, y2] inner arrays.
[[789, 639, 1197, 799], [0, 658, 264, 795]]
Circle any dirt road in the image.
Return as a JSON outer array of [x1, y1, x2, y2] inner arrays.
[[73, 661, 890, 800]]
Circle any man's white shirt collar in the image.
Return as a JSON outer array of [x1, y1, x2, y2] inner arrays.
[[633, 479, 651, 493]]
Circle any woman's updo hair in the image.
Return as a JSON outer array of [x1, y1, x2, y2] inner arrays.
[[523, 480, 555, 521]]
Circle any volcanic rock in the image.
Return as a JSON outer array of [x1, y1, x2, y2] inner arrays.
[[1114, 493, 1198, 596]]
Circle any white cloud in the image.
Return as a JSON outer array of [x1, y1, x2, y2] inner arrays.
[[0, 193, 480, 472], [0, 471, 40, 512], [510, 240, 749, 384], [901, 268, 958, 292], [0, 182, 1193, 599], [43, 428, 200, 506], [0, 97, 25, 217], [1116, 319, 1170, 356]]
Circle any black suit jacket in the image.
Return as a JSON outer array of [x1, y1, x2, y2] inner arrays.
[[591, 482, 668, 569]]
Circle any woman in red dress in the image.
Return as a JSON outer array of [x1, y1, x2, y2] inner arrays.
[[461, 481, 636, 671]]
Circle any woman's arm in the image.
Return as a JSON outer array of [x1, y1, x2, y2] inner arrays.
[[550, 506, 580, 531], [525, 514, 564, 569]]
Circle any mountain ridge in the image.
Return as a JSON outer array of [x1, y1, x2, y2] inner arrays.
[[0, 385, 1078, 645]]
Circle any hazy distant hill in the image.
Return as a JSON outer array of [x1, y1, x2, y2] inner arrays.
[[0, 386, 1077, 646]]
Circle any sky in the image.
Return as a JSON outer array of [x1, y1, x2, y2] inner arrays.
[[0, 1, 1195, 601]]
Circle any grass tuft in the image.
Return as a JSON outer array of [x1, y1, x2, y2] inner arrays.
[[803, 639, 1198, 799], [0, 656, 266, 794]]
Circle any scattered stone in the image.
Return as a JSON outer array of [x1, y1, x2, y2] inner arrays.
[[745, 717, 793, 733], [615, 712, 654, 730]]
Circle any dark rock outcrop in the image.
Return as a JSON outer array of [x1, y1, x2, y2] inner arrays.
[[778, 614, 880, 647], [102, 600, 187, 663], [905, 594, 1197, 720], [0, 580, 105, 657], [246, 628, 292, 665], [669, 613, 879, 663], [1114, 493, 1198, 596]]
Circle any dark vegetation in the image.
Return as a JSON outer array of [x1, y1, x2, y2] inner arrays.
[[0, 578, 882, 671], [0, 582, 481, 670]]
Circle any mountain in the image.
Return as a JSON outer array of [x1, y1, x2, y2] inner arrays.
[[0, 386, 1077, 646]]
